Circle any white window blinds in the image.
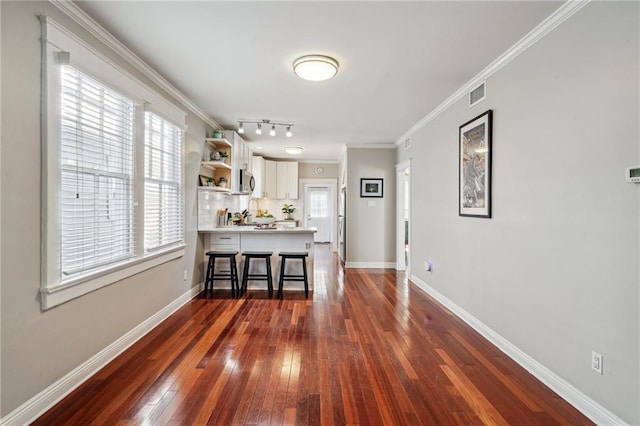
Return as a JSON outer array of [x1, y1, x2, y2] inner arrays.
[[144, 112, 184, 252], [60, 66, 136, 278]]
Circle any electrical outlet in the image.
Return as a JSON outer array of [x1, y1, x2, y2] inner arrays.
[[591, 351, 603, 374], [183, 270, 188, 281]]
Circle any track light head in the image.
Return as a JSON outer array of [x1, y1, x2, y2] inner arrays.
[[238, 122, 244, 134], [270, 125, 276, 137], [255, 123, 262, 135], [286, 126, 293, 138]]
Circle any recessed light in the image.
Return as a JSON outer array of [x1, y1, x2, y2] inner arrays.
[[284, 146, 303, 155], [293, 55, 338, 81]]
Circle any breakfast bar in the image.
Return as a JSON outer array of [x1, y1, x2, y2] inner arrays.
[[201, 227, 316, 292]]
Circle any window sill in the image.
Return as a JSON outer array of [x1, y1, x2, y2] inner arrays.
[[40, 245, 185, 310]]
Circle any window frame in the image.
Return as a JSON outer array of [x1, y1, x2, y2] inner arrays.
[[40, 17, 187, 310]]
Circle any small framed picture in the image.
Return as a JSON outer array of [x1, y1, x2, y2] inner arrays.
[[199, 175, 210, 186], [360, 178, 383, 198]]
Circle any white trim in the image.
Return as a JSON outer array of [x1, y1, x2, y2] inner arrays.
[[395, 159, 411, 272], [347, 143, 396, 149], [395, 0, 590, 145], [41, 247, 185, 310], [345, 261, 396, 269], [0, 285, 202, 426], [300, 178, 338, 251], [409, 274, 627, 426], [48, 0, 221, 130]]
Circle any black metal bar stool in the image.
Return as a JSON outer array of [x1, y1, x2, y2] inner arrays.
[[204, 250, 239, 297], [241, 251, 274, 296], [277, 252, 309, 298]]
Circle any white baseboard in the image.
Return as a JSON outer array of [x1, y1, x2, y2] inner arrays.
[[409, 274, 626, 426], [345, 261, 396, 269], [0, 285, 202, 426]]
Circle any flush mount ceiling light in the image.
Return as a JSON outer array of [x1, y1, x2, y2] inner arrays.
[[237, 119, 294, 138], [293, 54, 339, 81], [284, 146, 304, 155]]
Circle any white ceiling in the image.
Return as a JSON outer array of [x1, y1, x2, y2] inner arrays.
[[76, 1, 562, 162]]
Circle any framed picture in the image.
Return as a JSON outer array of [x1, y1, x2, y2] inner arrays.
[[199, 175, 210, 186], [459, 110, 492, 218], [360, 178, 383, 198]]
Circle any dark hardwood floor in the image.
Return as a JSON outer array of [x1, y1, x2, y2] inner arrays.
[[34, 245, 592, 425]]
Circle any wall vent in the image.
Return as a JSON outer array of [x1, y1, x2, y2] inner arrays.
[[469, 81, 486, 108], [404, 138, 411, 150]]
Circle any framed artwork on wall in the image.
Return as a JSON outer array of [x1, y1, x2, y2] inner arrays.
[[360, 178, 383, 198], [459, 109, 492, 218]]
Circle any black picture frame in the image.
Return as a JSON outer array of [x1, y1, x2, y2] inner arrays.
[[360, 178, 383, 198], [459, 109, 492, 218]]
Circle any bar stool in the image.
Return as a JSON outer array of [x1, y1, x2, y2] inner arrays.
[[241, 251, 274, 296], [204, 250, 239, 297], [277, 252, 309, 298]]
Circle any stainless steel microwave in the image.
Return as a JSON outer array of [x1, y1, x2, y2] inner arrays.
[[238, 169, 255, 194]]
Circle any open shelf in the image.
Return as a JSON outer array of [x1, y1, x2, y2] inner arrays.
[[204, 138, 232, 148], [201, 161, 232, 171]]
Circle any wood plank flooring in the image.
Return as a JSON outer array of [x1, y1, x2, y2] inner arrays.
[[33, 245, 592, 425]]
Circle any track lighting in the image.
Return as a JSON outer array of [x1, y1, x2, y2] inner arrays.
[[237, 119, 294, 138]]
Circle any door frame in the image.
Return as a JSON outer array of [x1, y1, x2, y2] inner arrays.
[[396, 159, 411, 272], [300, 178, 338, 252]]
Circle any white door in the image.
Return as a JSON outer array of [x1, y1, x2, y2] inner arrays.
[[305, 186, 331, 243]]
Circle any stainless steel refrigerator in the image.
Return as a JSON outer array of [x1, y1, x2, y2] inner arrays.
[[338, 188, 346, 264]]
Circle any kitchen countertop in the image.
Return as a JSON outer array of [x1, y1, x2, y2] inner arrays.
[[201, 226, 317, 234]]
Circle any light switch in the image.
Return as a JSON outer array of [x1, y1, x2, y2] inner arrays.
[[367, 200, 376, 207]]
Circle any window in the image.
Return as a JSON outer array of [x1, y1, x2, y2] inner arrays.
[[41, 17, 186, 309], [60, 66, 136, 277], [144, 112, 184, 252], [309, 188, 329, 218]]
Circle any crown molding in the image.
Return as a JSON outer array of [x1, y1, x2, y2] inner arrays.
[[396, 0, 590, 145], [347, 143, 396, 149], [49, 0, 222, 130]]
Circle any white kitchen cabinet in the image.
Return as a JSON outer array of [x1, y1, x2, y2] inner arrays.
[[265, 159, 277, 199], [276, 161, 298, 199], [204, 233, 240, 278]]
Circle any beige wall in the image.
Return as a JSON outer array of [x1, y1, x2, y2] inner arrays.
[[397, 3, 639, 422], [345, 148, 396, 265], [1, 1, 209, 415], [298, 162, 338, 179]]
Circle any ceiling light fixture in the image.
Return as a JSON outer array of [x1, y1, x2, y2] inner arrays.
[[284, 146, 303, 155], [293, 54, 339, 81], [237, 119, 294, 138]]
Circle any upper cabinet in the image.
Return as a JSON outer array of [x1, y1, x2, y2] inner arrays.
[[276, 161, 298, 199], [251, 157, 298, 199], [265, 159, 277, 198]]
